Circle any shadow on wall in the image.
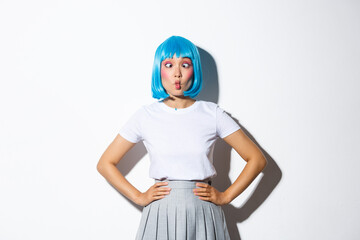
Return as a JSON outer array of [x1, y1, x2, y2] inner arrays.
[[113, 47, 282, 240]]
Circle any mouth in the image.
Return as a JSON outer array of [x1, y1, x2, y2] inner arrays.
[[175, 81, 181, 90]]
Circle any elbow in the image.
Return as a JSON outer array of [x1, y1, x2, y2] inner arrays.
[[97, 161, 105, 174], [97, 160, 115, 175], [249, 154, 267, 172], [258, 155, 267, 172]]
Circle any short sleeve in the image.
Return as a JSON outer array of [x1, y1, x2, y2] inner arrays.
[[216, 105, 241, 138], [118, 107, 145, 143]]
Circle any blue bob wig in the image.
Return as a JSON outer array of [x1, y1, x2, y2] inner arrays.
[[151, 36, 203, 100]]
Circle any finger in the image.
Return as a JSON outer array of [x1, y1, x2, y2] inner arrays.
[[195, 182, 210, 188], [198, 196, 211, 201], [156, 187, 171, 192], [193, 187, 209, 193], [154, 191, 170, 196], [153, 189, 171, 196], [152, 192, 168, 198], [195, 192, 211, 197], [154, 182, 169, 187], [153, 195, 166, 200]]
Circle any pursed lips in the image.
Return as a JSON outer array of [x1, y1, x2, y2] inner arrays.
[[175, 80, 181, 89]]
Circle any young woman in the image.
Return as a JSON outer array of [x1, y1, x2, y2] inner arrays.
[[97, 36, 267, 240]]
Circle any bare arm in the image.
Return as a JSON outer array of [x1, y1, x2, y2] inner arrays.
[[97, 134, 170, 206], [221, 128, 267, 203], [194, 129, 267, 205], [97, 134, 141, 202]]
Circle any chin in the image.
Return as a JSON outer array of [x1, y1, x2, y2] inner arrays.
[[168, 93, 185, 98]]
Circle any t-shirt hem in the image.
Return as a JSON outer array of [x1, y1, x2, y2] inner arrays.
[[118, 132, 138, 143], [219, 125, 241, 138]]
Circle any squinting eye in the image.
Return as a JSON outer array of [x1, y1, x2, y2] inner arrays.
[[164, 63, 172, 68]]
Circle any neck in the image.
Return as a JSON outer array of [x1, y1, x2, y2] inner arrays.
[[163, 95, 196, 109]]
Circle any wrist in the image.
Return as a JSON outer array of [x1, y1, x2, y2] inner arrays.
[[222, 190, 233, 205], [132, 191, 143, 205]]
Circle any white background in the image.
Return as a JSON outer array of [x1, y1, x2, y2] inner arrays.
[[1, 0, 359, 239]]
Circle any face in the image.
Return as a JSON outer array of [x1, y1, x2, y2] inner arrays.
[[160, 54, 194, 97]]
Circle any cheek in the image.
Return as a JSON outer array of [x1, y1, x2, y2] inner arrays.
[[161, 68, 168, 79], [184, 69, 194, 80]]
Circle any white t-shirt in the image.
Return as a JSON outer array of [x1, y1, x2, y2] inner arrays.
[[118, 100, 241, 181]]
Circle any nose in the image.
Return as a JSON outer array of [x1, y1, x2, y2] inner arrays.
[[174, 66, 182, 78]]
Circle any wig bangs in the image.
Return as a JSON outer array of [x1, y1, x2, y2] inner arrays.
[[159, 38, 195, 62]]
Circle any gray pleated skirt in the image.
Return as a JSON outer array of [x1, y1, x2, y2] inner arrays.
[[135, 180, 231, 240]]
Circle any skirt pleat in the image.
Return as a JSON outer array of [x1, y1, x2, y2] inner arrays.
[[208, 204, 219, 239], [135, 180, 230, 240], [186, 202, 195, 240], [203, 204, 215, 238], [157, 200, 168, 239], [168, 203, 176, 240]]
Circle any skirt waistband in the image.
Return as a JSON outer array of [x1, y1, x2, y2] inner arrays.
[[155, 179, 212, 188]]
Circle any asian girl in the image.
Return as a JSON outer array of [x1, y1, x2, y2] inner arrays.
[[97, 36, 267, 240]]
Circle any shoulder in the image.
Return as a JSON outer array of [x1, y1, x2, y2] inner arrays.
[[196, 100, 218, 109], [199, 100, 230, 111], [126, 101, 157, 117], [195, 100, 220, 114], [196, 101, 235, 121], [197, 100, 217, 107], [140, 100, 164, 114]]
